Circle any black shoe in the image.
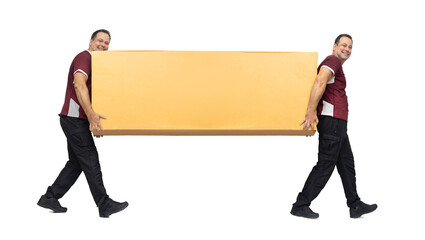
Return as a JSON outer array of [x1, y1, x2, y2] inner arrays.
[[99, 198, 129, 218], [291, 205, 319, 219], [350, 201, 377, 218], [37, 195, 67, 213]]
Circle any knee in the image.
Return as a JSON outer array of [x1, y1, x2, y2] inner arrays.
[[65, 160, 82, 171]]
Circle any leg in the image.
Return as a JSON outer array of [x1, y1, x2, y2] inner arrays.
[[337, 136, 377, 218], [294, 117, 342, 207], [45, 117, 85, 200], [336, 136, 361, 207], [67, 121, 129, 217], [39, 118, 82, 212], [64, 118, 109, 206], [45, 141, 82, 199]]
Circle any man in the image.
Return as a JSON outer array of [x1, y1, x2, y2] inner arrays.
[[37, 29, 128, 218], [290, 34, 377, 219]]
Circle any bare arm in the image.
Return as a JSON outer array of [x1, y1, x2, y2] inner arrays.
[[74, 72, 106, 133], [300, 67, 333, 131]]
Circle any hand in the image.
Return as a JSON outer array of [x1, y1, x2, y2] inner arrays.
[[300, 112, 318, 132], [88, 112, 107, 133]]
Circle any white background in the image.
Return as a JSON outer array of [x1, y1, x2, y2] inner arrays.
[[1, 0, 424, 239]]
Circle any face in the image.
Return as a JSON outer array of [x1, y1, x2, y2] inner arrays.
[[333, 36, 352, 63], [89, 32, 110, 51]]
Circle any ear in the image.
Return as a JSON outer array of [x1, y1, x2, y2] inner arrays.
[[88, 39, 94, 50]]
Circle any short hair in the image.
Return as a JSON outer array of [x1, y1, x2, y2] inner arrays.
[[91, 29, 111, 41], [334, 34, 352, 45]]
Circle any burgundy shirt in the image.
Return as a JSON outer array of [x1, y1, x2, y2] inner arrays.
[[316, 55, 349, 121], [60, 50, 92, 119]]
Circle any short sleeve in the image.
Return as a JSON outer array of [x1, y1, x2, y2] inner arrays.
[[320, 56, 341, 75], [72, 52, 91, 78]]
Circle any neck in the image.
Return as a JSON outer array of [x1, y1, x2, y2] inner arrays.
[[332, 52, 346, 65]]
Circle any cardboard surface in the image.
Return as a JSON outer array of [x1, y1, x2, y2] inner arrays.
[[92, 51, 317, 136]]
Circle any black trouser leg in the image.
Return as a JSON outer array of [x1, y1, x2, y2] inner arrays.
[[46, 142, 82, 199], [336, 136, 360, 207], [294, 116, 360, 207], [46, 116, 108, 206]]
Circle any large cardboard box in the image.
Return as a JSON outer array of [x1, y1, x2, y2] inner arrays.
[[92, 51, 317, 135]]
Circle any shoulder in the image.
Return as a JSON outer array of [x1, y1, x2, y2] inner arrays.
[[322, 55, 341, 64], [71, 50, 92, 74], [73, 50, 92, 62], [320, 55, 342, 72]]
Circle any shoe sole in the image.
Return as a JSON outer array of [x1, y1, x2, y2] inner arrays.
[[290, 210, 319, 219], [350, 205, 377, 218], [100, 202, 129, 218], [37, 201, 67, 213]]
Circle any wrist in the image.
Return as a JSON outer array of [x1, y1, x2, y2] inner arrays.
[[306, 110, 317, 116], [86, 110, 96, 119]]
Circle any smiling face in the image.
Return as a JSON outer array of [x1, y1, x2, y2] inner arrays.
[[333, 36, 352, 64], [88, 32, 110, 51]]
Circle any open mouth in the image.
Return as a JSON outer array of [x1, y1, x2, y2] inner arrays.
[[342, 51, 350, 57]]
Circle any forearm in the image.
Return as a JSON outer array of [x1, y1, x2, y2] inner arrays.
[[300, 67, 332, 131], [305, 67, 333, 116], [74, 83, 95, 118], [73, 72, 105, 133], [305, 81, 326, 115]]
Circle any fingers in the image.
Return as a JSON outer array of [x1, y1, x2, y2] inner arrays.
[[302, 121, 311, 131], [301, 120, 314, 131], [301, 116, 318, 136], [97, 114, 105, 131], [90, 123, 103, 132], [89, 113, 106, 133], [300, 119, 310, 131]]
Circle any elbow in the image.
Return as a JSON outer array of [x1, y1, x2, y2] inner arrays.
[[315, 79, 327, 89], [74, 83, 80, 92], [74, 82, 84, 94]]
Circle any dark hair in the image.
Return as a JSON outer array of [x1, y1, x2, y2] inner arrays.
[[91, 29, 111, 41], [334, 34, 352, 45]]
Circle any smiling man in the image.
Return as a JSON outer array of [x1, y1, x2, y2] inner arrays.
[[37, 29, 128, 218], [290, 34, 377, 219]]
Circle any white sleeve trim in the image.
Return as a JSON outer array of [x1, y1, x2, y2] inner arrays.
[[74, 69, 88, 78], [321, 65, 335, 75], [73, 69, 88, 84]]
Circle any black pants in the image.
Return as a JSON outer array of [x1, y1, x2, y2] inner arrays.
[[45, 115, 108, 206], [294, 116, 361, 208]]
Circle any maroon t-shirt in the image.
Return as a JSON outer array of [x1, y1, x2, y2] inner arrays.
[[60, 50, 92, 119], [317, 55, 349, 121]]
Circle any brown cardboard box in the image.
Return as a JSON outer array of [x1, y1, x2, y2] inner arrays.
[[92, 51, 317, 136]]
